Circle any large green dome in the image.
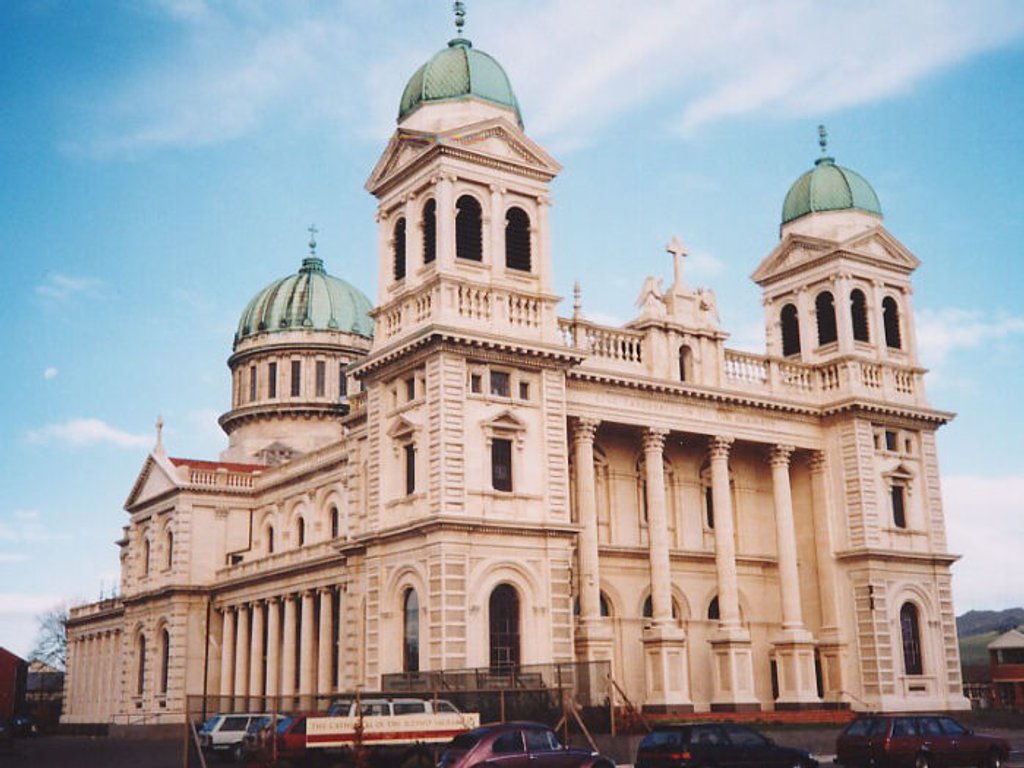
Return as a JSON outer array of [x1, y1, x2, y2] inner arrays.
[[398, 38, 523, 126], [782, 155, 882, 225], [234, 255, 373, 348]]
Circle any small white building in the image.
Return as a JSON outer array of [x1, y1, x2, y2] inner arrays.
[[63, 22, 969, 724]]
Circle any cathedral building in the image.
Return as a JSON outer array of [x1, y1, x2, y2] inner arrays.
[[62, 20, 969, 724]]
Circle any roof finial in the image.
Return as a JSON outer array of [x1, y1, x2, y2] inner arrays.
[[454, 0, 466, 36], [308, 224, 318, 255], [573, 280, 582, 320], [154, 414, 165, 455], [818, 124, 828, 156]]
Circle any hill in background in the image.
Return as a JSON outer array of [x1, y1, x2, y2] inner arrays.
[[957, 607, 1024, 670]]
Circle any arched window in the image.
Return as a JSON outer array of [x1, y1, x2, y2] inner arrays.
[[504, 207, 531, 271], [266, 525, 275, 554], [330, 506, 339, 539], [165, 529, 173, 570], [159, 628, 170, 694], [393, 217, 407, 280], [900, 602, 923, 675], [403, 588, 419, 673], [572, 593, 610, 617], [781, 303, 801, 356], [296, 517, 305, 547], [707, 596, 720, 621], [816, 291, 838, 345], [142, 538, 150, 577], [136, 633, 147, 696], [489, 584, 520, 673], [883, 296, 902, 349], [422, 199, 437, 264], [678, 345, 692, 382], [642, 596, 679, 620], [455, 195, 482, 262], [850, 289, 870, 342]]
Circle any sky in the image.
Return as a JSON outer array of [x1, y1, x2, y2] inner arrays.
[[2, 0, 1024, 659]]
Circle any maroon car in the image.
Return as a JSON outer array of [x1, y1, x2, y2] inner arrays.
[[835, 714, 1009, 768], [436, 721, 615, 768]]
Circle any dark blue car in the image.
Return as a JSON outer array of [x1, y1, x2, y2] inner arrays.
[[636, 723, 817, 768]]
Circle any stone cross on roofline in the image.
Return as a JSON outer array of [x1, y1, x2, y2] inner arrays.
[[666, 234, 688, 294]]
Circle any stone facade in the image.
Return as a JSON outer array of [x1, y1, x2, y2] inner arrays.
[[63, 33, 969, 725]]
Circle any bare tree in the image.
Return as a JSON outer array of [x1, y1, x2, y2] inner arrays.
[[30, 603, 68, 670]]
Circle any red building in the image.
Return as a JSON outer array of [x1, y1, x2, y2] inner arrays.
[[989, 629, 1024, 710], [0, 647, 28, 720]]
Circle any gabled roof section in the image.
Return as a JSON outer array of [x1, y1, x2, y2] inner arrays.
[[751, 225, 919, 286], [366, 117, 561, 195], [387, 415, 420, 439], [484, 409, 526, 432], [989, 628, 1024, 650], [124, 452, 180, 510]]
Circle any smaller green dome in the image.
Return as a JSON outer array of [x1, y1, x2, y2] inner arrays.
[[782, 156, 882, 225], [235, 255, 373, 348], [399, 38, 523, 126]]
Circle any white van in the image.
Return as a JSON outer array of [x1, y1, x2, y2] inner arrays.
[[198, 712, 275, 762]]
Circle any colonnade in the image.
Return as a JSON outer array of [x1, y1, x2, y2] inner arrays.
[[66, 630, 122, 721], [218, 586, 341, 709], [572, 418, 831, 711]]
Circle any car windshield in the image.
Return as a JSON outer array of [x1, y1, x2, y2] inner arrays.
[[276, 717, 295, 734], [447, 729, 484, 750], [199, 716, 220, 733]]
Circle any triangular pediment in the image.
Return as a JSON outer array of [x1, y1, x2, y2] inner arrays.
[[367, 117, 561, 193], [484, 409, 526, 432], [124, 453, 180, 510], [387, 416, 420, 439], [752, 225, 919, 285]]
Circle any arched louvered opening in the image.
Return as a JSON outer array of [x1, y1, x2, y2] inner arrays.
[[330, 506, 339, 539], [781, 303, 801, 356], [707, 596, 720, 621], [816, 291, 838, 346], [165, 529, 173, 569], [393, 217, 407, 280], [489, 584, 520, 673], [142, 538, 150, 577], [403, 588, 419, 673], [851, 288, 870, 342], [422, 199, 436, 264], [504, 207, 531, 271], [678, 345, 693, 382], [883, 296, 902, 349], [456, 195, 483, 262], [900, 602, 923, 675]]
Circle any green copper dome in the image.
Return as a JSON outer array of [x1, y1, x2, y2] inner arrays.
[[235, 255, 373, 348], [398, 38, 523, 126], [782, 155, 882, 225]]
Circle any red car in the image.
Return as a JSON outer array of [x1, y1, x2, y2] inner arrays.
[[436, 721, 615, 768], [835, 714, 1009, 768]]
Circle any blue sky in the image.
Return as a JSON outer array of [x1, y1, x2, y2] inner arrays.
[[2, 0, 1024, 659]]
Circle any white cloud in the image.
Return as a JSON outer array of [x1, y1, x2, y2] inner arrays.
[[0, 593, 65, 615], [26, 418, 151, 449], [944, 474, 1024, 611], [916, 307, 1024, 367], [35, 274, 102, 303], [75, 1, 1024, 156], [43, 367, 58, 380]]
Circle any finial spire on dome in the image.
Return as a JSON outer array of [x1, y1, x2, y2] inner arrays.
[[301, 225, 325, 274], [154, 414, 165, 456], [454, 0, 466, 36], [815, 124, 834, 167], [308, 224, 318, 255]]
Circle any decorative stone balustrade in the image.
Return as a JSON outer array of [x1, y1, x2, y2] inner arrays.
[[558, 318, 643, 364], [183, 467, 259, 490]]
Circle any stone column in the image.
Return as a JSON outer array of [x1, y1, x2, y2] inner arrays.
[[335, 589, 346, 692], [318, 588, 334, 697], [249, 601, 265, 709], [795, 288, 812, 362], [489, 184, 504, 281], [437, 174, 455, 268], [769, 445, 820, 708], [219, 607, 235, 702], [300, 590, 316, 708], [835, 274, 854, 353], [281, 595, 297, 707], [707, 436, 758, 711], [234, 604, 250, 705], [810, 451, 845, 702], [640, 427, 691, 712], [265, 598, 281, 706]]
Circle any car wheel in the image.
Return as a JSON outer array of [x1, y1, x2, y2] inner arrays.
[[982, 749, 1002, 768], [915, 753, 931, 768], [231, 742, 245, 763]]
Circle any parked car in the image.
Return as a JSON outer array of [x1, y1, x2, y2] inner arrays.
[[835, 714, 1010, 768], [436, 721, 615, 768], [0, 718, 13, 755], [635, 723, 817, 768], [198, 712, 274, 762], [326, 696, 462, 717], [9, 715, 35, 737]]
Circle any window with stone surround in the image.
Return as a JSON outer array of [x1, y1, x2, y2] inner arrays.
[[505, 206, 531, 272], [492, 438, 512, 491], [456, 194, 483, 262], [393, 216, 407, 280], [900, 602, 923, 675], [422, 199, 436, 264], [159, 628, 170, 694], [489, 584, 520, 672], [816, 291, 838, 346], [403, 588, 419, 673], [404, 443, 416, 495], [884, 296, 902, 349], [781, 303, 801, 356], [291, 360, 301, 397], [268, 361, 277, 398], [851, 288, 870, 342]]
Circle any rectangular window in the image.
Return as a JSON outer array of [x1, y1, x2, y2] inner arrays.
[[492, 438, 512, 491], [891, 484, 907, 528], [704, 486, 715, 528], [339, 364, 348, 397], [405, 377, 416, 401], [249, 366, 257, 401], [291, 360, 301, 397], [490, 371, 510, 397], [885, 430, 898, 451], [404, 443, 416, 495], [518, 381, 530, 400], [268, 362, 277, 398], [470, 374, 482, 393], [315, 360, 326, 397]]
